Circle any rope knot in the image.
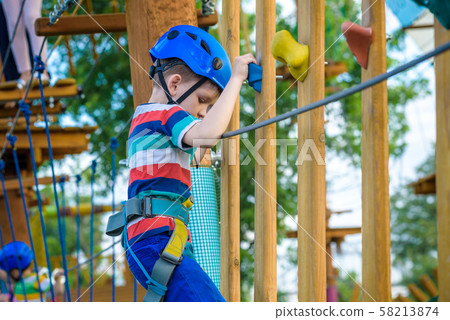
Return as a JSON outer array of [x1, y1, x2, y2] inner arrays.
[[19, 101, 32, 119], [34, 56, 45, 73], [59, 175, 66, 187], [110, 137, 119, 151], [75, 174, 82, 184], [7, 135, 17, 147]]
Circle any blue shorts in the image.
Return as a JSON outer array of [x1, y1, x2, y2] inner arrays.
[[126, 232, 226, 302]]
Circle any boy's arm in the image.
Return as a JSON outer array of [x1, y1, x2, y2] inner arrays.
[[183, 54, 257, 148]]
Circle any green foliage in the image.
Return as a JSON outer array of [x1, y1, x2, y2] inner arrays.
[[337, 271, 359, 302], [390, 153, 437, 285]]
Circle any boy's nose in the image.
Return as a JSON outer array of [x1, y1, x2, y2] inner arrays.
[[198, 109, 206, 119]]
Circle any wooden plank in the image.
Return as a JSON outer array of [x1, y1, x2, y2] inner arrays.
[[0, 101, 63, 118], [408, 283, 429, 302], [35, 9, 217, 37], [220, 0, 241, 302], [0, 126, 96, 150], [409, 173, 436, 195], [297, 0, 326, 302], [125, 0, 197, 108], [434, 18, 450, 302], [286, 227, 361, 239], [254, 0, 277, 302], [361, 0, 391, 302], [0, 84, 78, 102], [420, 274, 438, 298], [350, 283, 361, 302], [0, 175, 69, 197]]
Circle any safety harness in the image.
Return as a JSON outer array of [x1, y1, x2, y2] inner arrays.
[[106, 196, 194, 302], [149, 59, 208, 105]]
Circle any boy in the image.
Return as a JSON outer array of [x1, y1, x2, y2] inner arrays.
[[0, 241, 50, 302], [107, 25, 256, 302]]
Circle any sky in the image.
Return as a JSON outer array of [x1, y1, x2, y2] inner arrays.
[[44, 0, 438, 301]]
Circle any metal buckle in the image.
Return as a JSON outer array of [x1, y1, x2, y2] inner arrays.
[[159, 249, 183, 266], [141, 196, 153, 218]]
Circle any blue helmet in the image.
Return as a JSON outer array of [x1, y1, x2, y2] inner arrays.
[[0, 241, 33, 272], [150, 25, 232, 91]]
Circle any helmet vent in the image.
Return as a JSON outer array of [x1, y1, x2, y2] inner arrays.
[[185, 32, 197, 40], [212, 57, 223, 70], [200, 40, 211, 55], [167, 30, 179, 40]]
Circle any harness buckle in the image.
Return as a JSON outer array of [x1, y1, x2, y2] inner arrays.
[[141, 196, 153, 218], [159, 248, 184, 266]]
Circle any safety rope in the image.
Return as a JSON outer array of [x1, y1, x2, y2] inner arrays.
[[89, 160, 97, 302], [59, 176, 67, 259], [222, 41, 450, 138], [19, 101, 56, 301], [0, 0, 27, 80], [35, 56, 71, 301], [7, 136, 44, 302], [0, 161, 28, 301], [133, 277, 137, 302], [110, 137, 119, 302], [67, 239, 120, 272], [75, 174, 82, 300]]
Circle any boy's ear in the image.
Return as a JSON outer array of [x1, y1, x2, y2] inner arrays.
[[166, 74, 183, 97]]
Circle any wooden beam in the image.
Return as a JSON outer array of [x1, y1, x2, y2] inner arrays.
[[408, 283, 429, 302], [220, 0, 241, 302], [0, 83, 78, 102], [0, 175, 68, 197], [254, 0, 277, 302], [125, 0, 197, 108], [0, 126, 96, 151], [0, 101, 64, 118], [420, 274, 438, 298], [361, 0, 391, 302], [434, 18, 450, 302], [409, 173, 436, 195], [35, 9, 217, 37], [297, 0, 327, 302], [286, 227, 361, 240]]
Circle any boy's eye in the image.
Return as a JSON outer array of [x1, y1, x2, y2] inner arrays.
[[199, 98, 205, 104]]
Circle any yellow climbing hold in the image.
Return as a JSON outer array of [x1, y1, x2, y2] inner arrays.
[[271, 30, 309, 82]]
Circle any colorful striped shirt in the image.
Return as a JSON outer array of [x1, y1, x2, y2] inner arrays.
[[127, 103, 199, 242], [14, 271, 50, 302]]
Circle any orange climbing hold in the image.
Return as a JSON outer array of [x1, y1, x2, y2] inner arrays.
[[271, 30, 309, 82], [341, 21, 372, 69]]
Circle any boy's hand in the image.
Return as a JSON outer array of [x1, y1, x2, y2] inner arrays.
[[231, 53, 258, 82]]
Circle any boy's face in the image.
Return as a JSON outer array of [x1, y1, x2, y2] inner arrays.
[[173, 80, 220, 120], [10, 269, 20, 282]]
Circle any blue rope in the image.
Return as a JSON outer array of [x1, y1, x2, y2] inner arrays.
[[35, 56, 71, 301], [133, 277, 137, 302], [59, 176, 67, 259], [0, 209, 14, 301], [19, 101, 56, 301], [110, 137, 119, 302], [89, 160, 97, 302], [0, 161, 28, 301], [7, 135, 44, 302], [75, 174, 82, 300]]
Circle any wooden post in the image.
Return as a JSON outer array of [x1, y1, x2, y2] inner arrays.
[[0, 190, 30, 245], [361, 0, 391, 302], [434, 18, 450, 302], [254, 0, 277, 302], [297, 0, 327, 302], [124, 0, 197, 108], [220, 0, 241, 302]]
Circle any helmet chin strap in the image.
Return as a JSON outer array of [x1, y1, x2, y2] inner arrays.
[[150, 60, 208, 105]]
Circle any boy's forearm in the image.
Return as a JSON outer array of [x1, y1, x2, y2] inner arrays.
[[184, 76, 243, 147]]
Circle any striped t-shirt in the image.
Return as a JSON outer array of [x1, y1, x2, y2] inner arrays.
[[127, 103, 199, 242], [14, 272, 50, 302]]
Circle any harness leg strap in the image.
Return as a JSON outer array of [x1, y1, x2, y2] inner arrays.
[[143, 218, 188, 302]]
